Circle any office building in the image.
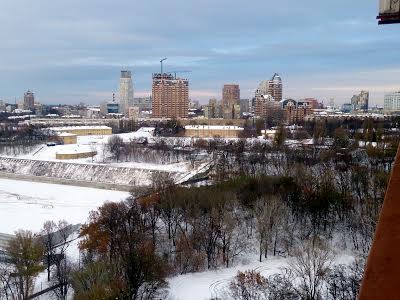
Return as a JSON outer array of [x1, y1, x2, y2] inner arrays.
[[222, 84, 240, 107], [119, 70, 134, 115], [384, 92, 400, 112], [24, 90, 35, 111], [152, 73, 189, 119], [351, 90, 369, 112]]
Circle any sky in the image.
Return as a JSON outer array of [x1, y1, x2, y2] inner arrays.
[[0, 0, 399, 106]]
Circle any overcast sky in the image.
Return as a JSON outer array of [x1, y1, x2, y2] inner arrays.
[[0, 0, 399, 106]]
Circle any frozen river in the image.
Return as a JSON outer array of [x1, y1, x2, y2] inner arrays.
[[0, 178, 129, 234]]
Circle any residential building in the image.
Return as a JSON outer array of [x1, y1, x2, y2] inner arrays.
[[256, 81, 269, 96], [24, 90, 35, 111], [302, 98, 322, 109], [119, 70, 134, 115], [128, 106, 140, 119], [0, 100, 5, 112], [268, 73, 283, 102], [384, 92, 400, 112], [281, 99, 312, 125], [351, 91, 369, 112], [222, 84, 240, 107], [152, 73, 189, 119]]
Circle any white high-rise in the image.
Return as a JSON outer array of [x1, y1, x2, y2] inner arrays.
[[384, 92, 400, 112], [119, 70, 134, 115]]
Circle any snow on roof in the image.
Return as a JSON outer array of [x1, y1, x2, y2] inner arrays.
[[185, 125, 244, 131], [49, 125, 112, 131], [57, 132, 77, 137], [56, 145, 94, 155]]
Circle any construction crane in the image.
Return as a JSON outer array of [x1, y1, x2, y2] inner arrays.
[[167, 70, 192, 79], [160, 58, 167, 74]]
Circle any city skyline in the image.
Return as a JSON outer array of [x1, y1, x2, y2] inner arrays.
[[0, 0, 400, 105]]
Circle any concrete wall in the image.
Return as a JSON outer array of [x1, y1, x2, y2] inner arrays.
[[0, 157, 182, 188]]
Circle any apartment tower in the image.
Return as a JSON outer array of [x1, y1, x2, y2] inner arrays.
[[119, 70, 134, 115], [222, 84, 240, 107], [268, 73, 283, 102], [23, 90, 35, 111], [152, 73, 189, 119]]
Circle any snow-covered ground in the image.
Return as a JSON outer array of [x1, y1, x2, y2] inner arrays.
[[0, 178, 129, 235], [167, 252, 355, 300]]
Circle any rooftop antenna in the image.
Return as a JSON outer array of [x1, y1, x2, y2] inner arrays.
[[160, 58, 167, 74]]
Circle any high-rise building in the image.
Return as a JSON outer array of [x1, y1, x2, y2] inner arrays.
[[119, 70, 134, 115], [0, 100, 5, 112], [351, 90, 369, 112], [240, 99, 250, 114], [24, 90, 35, 111], [152, 73, 189, 119], [384, 92, 400, 113], [255, 94, 283, 124], [222, 84, 240, 107], [267, 73, 283, 102], [256, 81, 269, 96]]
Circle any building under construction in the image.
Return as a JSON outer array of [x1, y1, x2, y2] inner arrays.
[[152, 73, 189, 119]]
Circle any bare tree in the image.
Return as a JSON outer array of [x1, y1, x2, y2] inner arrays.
[[289, 240, 333, 300]]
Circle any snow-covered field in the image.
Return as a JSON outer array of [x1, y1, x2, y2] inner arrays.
[[0, 178, 129, 235]]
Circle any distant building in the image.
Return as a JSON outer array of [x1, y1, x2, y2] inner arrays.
[[133, 97, 152, 112], [152, 73, 189, 119], [184, 125, 244, 138], [342, 103, 353, 113], [0, 100, 5, 112], [49, 126, 112, 136], [268, 73, 283, 102], [384, 92, 400, 112], [128, 106, 140, 119], [222, 84, 240, 107], [240, 99, 250, 114], [256, 81, 269, 96], [119, 70, 134, 115], [255, 94, 283, 123], [351, 91, 369, 112], [302, 98, 322, 109], [190, 100, 200, 109], [24, 90, 35, 111], [101, 101, 119, 115], [281, 99, 312, 125]]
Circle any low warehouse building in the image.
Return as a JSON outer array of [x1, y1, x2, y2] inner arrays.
[[56, 148, 97, 160], [184, 125, 244, 138], [49, 126, 112, 136], [57, 132, 77, 144]]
